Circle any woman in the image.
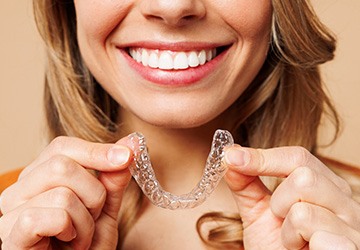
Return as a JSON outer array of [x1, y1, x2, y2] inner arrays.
[[0, 0, 359, 249]]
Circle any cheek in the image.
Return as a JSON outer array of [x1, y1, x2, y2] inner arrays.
[[74, 0, 133, 88], [74, 1, 132, 43], [217, 0, 273, 39]]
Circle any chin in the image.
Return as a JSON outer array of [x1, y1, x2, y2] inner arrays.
[[138, 110, 221, 129]]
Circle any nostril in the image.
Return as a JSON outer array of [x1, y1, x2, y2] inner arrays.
[[140, 0, 206, 27], [183, 15, 197, 21], [146, 14, 163, 22], [145, 13, 201, 27]]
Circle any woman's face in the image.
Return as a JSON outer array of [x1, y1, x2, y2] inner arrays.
[[74, 0, 272, 128]]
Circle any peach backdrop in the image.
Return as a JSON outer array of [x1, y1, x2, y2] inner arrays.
[[0, 1, 359, 174]]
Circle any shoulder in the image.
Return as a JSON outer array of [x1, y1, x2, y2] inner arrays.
[[0, 168, 23, 194], [319, 156, 360, 202]]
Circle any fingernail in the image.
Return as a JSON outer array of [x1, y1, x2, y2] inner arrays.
[[107, 146, 131, 166], [225, 148, 250, 167]]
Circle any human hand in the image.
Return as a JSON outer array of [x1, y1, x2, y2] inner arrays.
[[0, 136, 133, 249], [224, 145, 360, 249]]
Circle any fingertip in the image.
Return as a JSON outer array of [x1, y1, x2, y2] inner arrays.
[[224, 146, 250, 168], [106, 145, 132, 168]]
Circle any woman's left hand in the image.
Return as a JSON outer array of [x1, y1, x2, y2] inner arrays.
[[224, 145, 360, 249]]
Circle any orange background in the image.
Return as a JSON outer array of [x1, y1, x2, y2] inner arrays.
[[0, 1, 359, 174]]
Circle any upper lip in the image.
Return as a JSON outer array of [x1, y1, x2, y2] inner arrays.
[[116, 41, 233, 51]]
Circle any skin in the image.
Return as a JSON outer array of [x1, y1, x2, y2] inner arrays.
[[75, 0, 271, 128], [1, 0, 360, 249]]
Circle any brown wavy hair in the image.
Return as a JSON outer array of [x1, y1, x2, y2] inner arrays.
[[33, 0, 341, 248]]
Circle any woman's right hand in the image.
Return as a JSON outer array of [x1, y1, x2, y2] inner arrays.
[[0, 135, 133, 250]]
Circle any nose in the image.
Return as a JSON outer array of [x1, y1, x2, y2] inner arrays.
[[140, 0, 206, 26]]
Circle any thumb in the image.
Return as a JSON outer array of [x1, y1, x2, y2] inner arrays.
[[97, 136, 133, 220], [223, 145, 271, 225], [90, 137, 133, 249]]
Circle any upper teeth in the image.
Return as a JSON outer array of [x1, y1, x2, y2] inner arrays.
[[129, 48, 217, 70]]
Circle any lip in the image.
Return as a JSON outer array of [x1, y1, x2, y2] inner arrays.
[[117, 42, 231, 86]]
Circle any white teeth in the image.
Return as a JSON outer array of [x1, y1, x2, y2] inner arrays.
[[135, 50, 141, 63], [141, 50, 149, 66], [206, 50, 212, 61], [148, 52, 159, 68], [128, 47, 218, 70], [174, 52, 188, 69], [199, 50, 206, 65], [129, 48, 136, 59], [188, 51, 199, 67], [159, 52, 174, 70]]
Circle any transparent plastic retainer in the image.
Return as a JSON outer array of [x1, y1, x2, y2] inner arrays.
[[127, 129, 234, 210]]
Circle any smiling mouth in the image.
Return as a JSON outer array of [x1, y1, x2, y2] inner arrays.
[[127, 46, 229, 71]]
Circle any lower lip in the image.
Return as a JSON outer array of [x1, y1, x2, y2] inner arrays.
[[119, 48, 229, 86]]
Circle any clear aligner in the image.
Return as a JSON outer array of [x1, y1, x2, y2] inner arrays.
[[127, 129, 234, 210]]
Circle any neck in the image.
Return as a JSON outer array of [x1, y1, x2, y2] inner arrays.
[[118, 110, 231, 195]]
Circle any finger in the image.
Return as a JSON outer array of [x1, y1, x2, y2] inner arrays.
[[0, 187, 95, 249], [3, 207, 76, 249], [7, 187, 95, 249], [309, 231, 357, 250], [89, 169, 131, 248], [97, 170, 131, 220], [224, 145, 352, 195], [2, 136, 134, 217], [0, 157, 107, 219], [88, 137, 133, 248], [281, 202, 360, 249], [271, 167, 360, 230], [223, 145, 273, 225], [224, 165, 272, 226], [224, 145, 271, 228], [99, 135, 134, 219], [20, 136, 132, 179]]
